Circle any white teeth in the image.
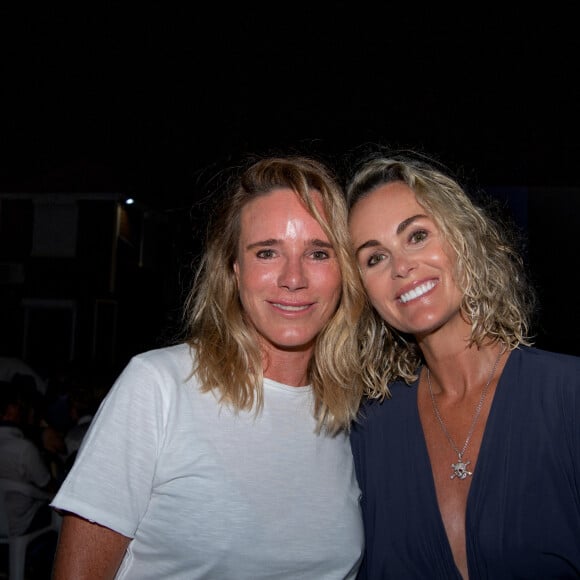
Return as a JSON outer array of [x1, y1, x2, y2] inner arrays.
[[399, 281, 436, 304], [274, 303, 309, 311]]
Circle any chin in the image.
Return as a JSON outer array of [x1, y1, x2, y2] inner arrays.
[[270, 335, 318, 352]]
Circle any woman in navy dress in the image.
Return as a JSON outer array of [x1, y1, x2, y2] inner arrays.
[[347, 151, 580, 579]]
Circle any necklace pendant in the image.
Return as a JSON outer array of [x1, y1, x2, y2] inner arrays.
[[427, 346, 505, 483], [451, 456, 472, 480]]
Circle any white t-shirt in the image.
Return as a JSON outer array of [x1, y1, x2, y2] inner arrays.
[[51, 343, 364, 579]]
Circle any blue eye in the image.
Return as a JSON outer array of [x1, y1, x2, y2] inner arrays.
[[256, 249, 275, 259]]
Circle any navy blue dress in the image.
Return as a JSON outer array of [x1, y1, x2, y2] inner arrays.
[[350, 347, 580, 579]]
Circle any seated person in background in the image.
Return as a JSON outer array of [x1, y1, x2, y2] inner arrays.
[[63, 386, 101, 472], [0, 356, 47, 395], [0, 381, 58, 535], [64, 389, 94, 459], [11, 373, 68, 487], [39, 418, 67, 485]]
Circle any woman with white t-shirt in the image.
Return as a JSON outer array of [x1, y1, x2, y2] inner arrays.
[[51, 155, 366, 579]]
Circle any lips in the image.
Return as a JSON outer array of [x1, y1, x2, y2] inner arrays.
[[270, 302, 313, 312], [398, 281, 436, 304]]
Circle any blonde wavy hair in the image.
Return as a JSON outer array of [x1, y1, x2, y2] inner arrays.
[[346, 152, 537, 400], [184, 155, 366, 433]]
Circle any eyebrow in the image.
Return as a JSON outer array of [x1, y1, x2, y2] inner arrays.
[[355, 213, 428, 256], [245, 238, 334, 251], [396, 214, 428, 235], [355, 239, 380, 256]]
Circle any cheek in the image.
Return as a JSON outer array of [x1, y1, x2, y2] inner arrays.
[[315, 267, 342, 299], [361, 273, 385, 303], [237, 266, 276, 291]]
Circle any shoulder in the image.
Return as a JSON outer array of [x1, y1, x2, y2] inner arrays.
[[366, 377, 419, 410], [82, 345, 202, 444], [506, 347, 580, 412], [352, 378, 418, 433], [510, 345, 580, 379], [0, 427, 33, 450], [106, 344, 199, 405], [123, 343, 196, 381], [130, 342, 194, 367]]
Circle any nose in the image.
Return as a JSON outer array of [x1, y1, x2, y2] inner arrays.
[[391, 253, 416, 279], [278, 257, 308, 290]]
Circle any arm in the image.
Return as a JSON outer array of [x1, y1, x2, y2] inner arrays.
[[52, 512, 131, 580]]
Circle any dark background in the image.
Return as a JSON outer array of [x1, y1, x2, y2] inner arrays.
[[2, 7, 580, 201], [1, 6, 580, 374]]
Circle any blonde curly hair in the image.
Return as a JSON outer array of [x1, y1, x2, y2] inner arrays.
[[347, 152, 537, 400]]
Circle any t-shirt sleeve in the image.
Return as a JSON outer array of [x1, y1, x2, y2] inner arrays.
[[50, 355, 168, 538]]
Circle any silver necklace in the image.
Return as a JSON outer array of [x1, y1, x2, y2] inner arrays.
[[426, 347, 504, 480]]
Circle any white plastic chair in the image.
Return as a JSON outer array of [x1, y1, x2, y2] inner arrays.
[[0, 478, 61, 580]]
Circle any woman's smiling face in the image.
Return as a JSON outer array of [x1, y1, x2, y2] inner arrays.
[[234, 187, 342, 358], [349, 181, 463, 338]]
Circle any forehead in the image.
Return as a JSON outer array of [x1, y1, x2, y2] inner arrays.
[[350, 181, 422, 223], [239, 188, 328, 237]]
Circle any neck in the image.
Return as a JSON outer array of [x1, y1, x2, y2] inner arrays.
[[262, 348, 312, 387], [421, 339, 505, 398]]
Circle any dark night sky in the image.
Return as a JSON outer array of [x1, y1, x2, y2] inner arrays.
[[1, 6, 580, 359], [1, 6, 580, 210]]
